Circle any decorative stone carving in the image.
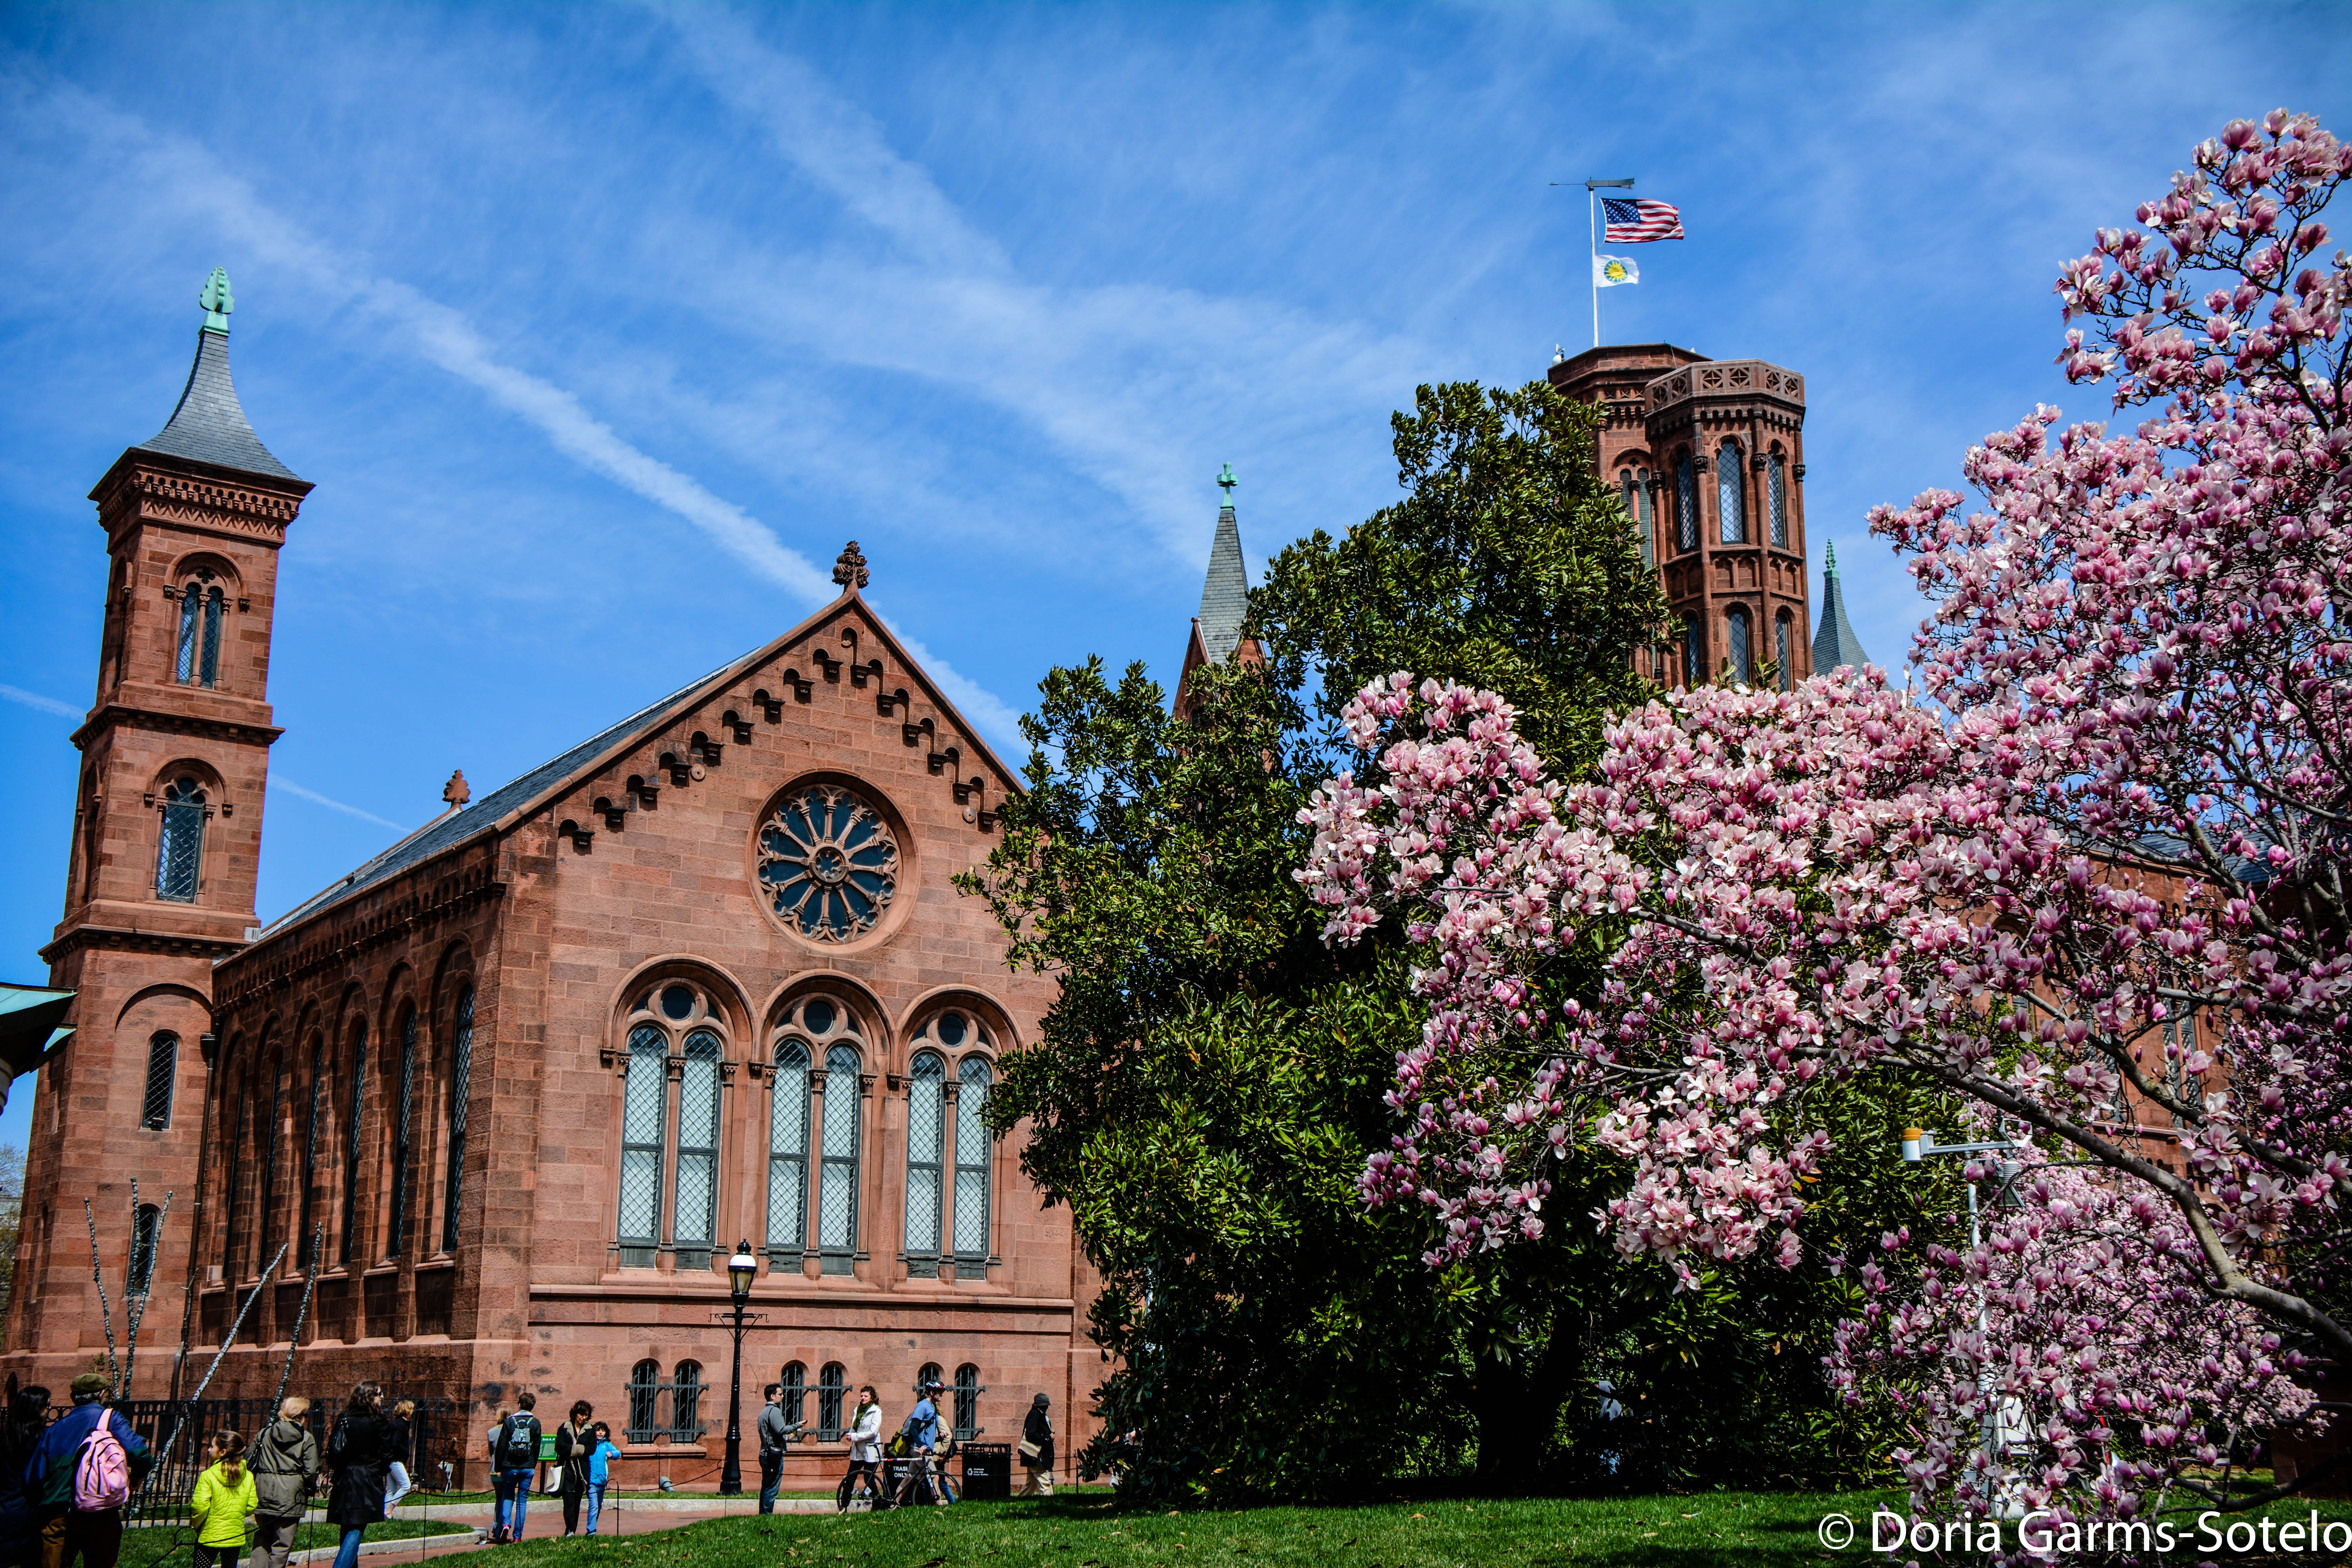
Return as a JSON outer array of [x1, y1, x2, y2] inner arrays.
[[756, 783, 899, 942]]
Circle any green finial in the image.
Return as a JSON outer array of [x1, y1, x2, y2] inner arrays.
[[1216, 463, 1236, 507], [199, 267, 234, 334], [1824, 539, 1838, 574]]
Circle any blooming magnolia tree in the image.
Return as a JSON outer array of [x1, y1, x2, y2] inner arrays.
[[1298, 110, 2351, 1514]]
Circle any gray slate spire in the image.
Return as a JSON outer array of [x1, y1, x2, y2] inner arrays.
[[1810, 540, 1872, 672], [134, 268, 303, 483], [1196, 463, 1249, 664]]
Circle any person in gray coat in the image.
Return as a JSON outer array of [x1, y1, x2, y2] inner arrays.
[[244, 1397, 320, 1568]]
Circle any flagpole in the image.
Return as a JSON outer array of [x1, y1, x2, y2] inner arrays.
[[1584, 178, 1635, 353]]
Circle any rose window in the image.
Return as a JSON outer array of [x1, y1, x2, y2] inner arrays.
[[757, 785, 898, 941]]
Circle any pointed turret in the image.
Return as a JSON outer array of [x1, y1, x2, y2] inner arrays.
[[133, 267, 303, 482], [1810, 541, 1872, 673], [1173, 464, 1259, 717]]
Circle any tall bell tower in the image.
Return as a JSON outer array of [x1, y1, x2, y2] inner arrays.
[[5, 271, 310, 1387]]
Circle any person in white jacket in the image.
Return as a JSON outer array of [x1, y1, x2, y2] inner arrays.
[[837, 1387, 885, 1511]]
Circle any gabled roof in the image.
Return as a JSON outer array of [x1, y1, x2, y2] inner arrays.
[[1811, 541, 1872, 673], [136, 327, 304, 484], [258, 588, 1019, 938]]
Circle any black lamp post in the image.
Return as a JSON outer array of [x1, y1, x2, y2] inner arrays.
[[719, 1240, 759, 1495]]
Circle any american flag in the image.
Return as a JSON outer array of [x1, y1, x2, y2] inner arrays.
[[1602, 197, 1684, 243]]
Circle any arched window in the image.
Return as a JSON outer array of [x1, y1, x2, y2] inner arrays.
[[618, 1022, 667, 1267], [818, 1362, 848, 1441], [254, 1058, 287, 1272], [1768, 453, 1789, 547], [440, 985, 474, 1254], [298, 1035, 327, 1270], [626, 1359, 662, 1443], [1675, 453, 1698, 552], [1683, 612, 1705, 689], [154, 778, 206, 902], [1717, 442, 1746, 544], [671, 1361, 703, 1443], [904, 1053, 946, 1272], [917, 1362, 943, 1401], [954, 1055, 993, 1261], [129, 1203, 161, 1297], [219, 1074, 248, 1282], [1776, 610, 1795, 691], [174, 574, 225, 688], [1727, 606, 1753, 685], [766, 1043, 811, 1255], [673, 1030, 723, 1268], [340, 1017, 369, 1264], [779, 1361, 808, 1428], [388, 1007, 418, 1259], [817, 1045, 862, 1270], [141, 1033, 177, 1131], [953, 1364, 982, 1442], [1634, 467, 1654, 568]]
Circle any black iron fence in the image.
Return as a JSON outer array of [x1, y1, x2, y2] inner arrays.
[[97, 1397, 463, 1528]]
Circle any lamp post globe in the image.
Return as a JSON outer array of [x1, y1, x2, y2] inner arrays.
[[720, 1239, 758, 1494]]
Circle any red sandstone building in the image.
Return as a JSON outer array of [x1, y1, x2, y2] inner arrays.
[[7, 278, 1093, 1489], [9, 285, 1861, 1490]]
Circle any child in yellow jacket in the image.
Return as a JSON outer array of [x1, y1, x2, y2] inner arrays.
[[189, 1429, 260, 1568]]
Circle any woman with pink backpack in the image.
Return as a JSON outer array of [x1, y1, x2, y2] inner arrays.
[[22, 1373, 150, 1568]]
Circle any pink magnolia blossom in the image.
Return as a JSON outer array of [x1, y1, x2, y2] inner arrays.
[[1298, 111, 2350, 1519]]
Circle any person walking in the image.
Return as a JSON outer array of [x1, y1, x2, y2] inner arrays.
[[754, 1386, 801, 1515], [553, 1403, 593, 1537], [1018, 1394, 1056, 1498], [487, 1392, 542, 1544], [243, 1397, 319, 1568], [581, 1425, 620, 1537], [187, 1431, 257, 1568], [25, 1371, 151, 1568], [0, 1385, 53, 1568], [379, 1402, 413, 1516], [837, 1388, 883, 1512], [889, 1379, 948, 1509], [322, 1383, 394, 1568]]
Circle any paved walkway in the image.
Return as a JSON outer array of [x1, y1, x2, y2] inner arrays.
[[287, 1501, 790, 1565]]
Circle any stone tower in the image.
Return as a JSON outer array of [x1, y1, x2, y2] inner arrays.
[[1548, 345, 1814, 689], [9, 270, 310, 1387]]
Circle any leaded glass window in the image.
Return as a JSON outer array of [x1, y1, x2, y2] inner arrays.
[[441, 986, 474, 1254], [155, 778, 205, 902], [174, 576, 225, 688], [817, 1045, 862, 1265], [955, 1054, 993, 1260], [299, 1036, 326, 1270], [220, 1078, 247, 1281], [904, 1053, 945, 1266], [176, 588, 200, 684], [618, 1023, 667, 1262], [757, 785, 900, 942], [340, 1018, 368, 1264], [1676, 454, 1697, 552], [671, 1361, 704, 1442], [674, 1030, 722, 1264], [141, 1033, 177, 1131], [766, 1043, 811, 1254], [1769, 454, 1789, 547], [1636, 468, 1654, 568], [129, 1203, 160, 1296], [200, 586, 223, 687], [1718, 442, 1746, 544], [255, 1060, 286, 1270], [779, 1361, 808, 1426], [818, 1362, 848, 1441], [389, 1007, 417, 1259], [1727, 606, 1753, 685], [1776, 611, 1794, 691], [626, 1360, 661, 1443], [953, 1365, 982, 1442], [1683, 613, 1704, 689]]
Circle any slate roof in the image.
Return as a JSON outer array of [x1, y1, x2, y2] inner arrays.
[[136, 328, 304, 483], [1196, 503, 1249, 664], [1811, 541, 1872, 673]]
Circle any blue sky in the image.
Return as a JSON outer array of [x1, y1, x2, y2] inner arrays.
[[3, 4, 2347, 1150]]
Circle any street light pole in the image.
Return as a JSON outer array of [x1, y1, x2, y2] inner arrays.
[[720, 1240, 759, 1496], [1900, 1126, 2024, 1506]]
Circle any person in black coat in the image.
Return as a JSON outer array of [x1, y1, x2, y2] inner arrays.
[[1019, 1394, 1056, 1498], [324, 1383, 394, 1568]]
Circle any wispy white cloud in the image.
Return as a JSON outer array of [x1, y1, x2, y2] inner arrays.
[[0, 684, 78, 719], [269, 777, 406, 832]]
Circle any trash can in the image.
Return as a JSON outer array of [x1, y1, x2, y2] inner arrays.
[[960, 1443, 1012, 1501]]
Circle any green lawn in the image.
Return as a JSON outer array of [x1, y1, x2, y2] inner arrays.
[[481, 1490, 2352, 1568], [120, 1519, 471, 1568]]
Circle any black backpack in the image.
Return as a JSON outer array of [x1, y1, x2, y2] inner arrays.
[[497, 1414, 541, 1469]]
